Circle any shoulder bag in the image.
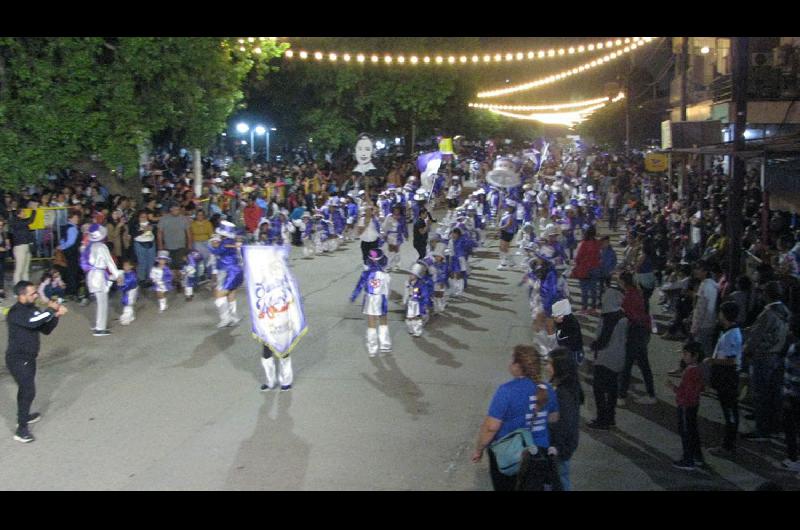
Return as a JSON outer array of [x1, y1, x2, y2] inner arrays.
[[489, 428, 535, 476]]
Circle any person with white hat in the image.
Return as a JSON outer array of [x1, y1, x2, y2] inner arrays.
[[149, 250, 173, 312], [552, 299, 585, 365], [446, 176, 462, 210], [350, 249, 392, 356], [424, 247, 450, 314], [208, 220, 244, 327], [83, 223, 121, 336], [403, 261, 433, 337]]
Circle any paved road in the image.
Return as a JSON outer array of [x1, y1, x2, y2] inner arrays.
[[0, 216, 797, 490]]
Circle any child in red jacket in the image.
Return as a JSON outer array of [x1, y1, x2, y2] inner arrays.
[[666, 341, 706, 470]]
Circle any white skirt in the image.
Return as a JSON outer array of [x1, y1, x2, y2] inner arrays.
[[363, 293, 387, 316]]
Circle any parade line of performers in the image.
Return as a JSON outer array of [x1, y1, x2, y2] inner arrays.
[[78, 158, 601, 382]]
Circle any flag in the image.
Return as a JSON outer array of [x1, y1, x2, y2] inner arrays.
[[243, 245, 308, 357], [417, 151, 442, 194], [438, 137, 454, 155]]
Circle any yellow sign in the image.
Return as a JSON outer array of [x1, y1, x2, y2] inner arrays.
[[645, 152, 668, 172], [439, 138, 454, 155]]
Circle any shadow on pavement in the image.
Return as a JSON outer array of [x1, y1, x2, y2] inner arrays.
[[224, 392, 310, 490], [361, 355, 431, 419]]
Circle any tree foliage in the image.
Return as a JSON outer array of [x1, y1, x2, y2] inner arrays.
[[246, 37, 540, 158], [0, 37, 286, 189]]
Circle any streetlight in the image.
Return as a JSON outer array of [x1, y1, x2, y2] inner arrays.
[[254, 125, 277, 162]]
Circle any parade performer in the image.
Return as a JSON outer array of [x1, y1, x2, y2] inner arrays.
[[118, 258, 138, 326], [403, 261, 433, 337], [243, 244, 307, 392], [350, 249, 392, 356], [150, 250, 173, 312], [497, 202, 519, 270], [81, 223, 121, 336], [447, 227, 476, 298], [428, 248, 450, 314], [182, 250, 202, 301], [330, 197, 346, 240], [209, 220, 244, 327], [446, 176, 462, 210], [344, 194, 360, 240], [381, 205, 405, 272]]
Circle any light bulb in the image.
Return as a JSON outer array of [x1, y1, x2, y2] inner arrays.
[[357, 54, 365, 62], [343, 54, 351, 61], [299, 51, 308, 59], [285, 50, 294, 58], [538, 50, 545, 58]]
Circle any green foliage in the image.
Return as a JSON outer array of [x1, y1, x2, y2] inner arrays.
[[0, 37, 287, 189], [251, 37, 541, 157]]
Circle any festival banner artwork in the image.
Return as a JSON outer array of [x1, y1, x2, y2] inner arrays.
[[243, 245, 308, 357]]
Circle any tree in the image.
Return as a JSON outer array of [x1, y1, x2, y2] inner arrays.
[[0, 37, 287, 191]]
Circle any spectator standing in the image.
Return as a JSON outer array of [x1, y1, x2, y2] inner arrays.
[[548, 347, 582, 490], [667, 341, 706, 470], [599, 235, 617, 300], [9, 208, 35, 285], [606, 185, 620, 232], [158, 205, 192, 281], [191, 209, 214, 277], [572, 225, 603, 314], [0, 217, 10, 300], [5, 281, 67, 443], [780, 314, 800, 474], [618, 271, 657, 405], [129, 210, 157, 286], [691, 260, 720, 360], [588, 288, 629, 429], [471, 344, 559, 491], [742, 281, 791, 440], [707, 302, 744, 456]]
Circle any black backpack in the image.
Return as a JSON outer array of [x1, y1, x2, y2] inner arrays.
[[515, 448, 564, 491]]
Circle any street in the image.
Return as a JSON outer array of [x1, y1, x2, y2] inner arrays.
[[0, 218, 796, 490]]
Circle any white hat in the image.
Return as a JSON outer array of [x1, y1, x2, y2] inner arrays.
[[88, 223, 107, 242], [410, 261, 427, 278], [216, 220, 237, 238], [220, 171, 230, 177], [155, 250, 171, 262], [245, 171, 253, 178], [551, 299, 572, 317], [544, 224, 560, 238], [141, 187, 151, 194], [586, 185, 594, 192]]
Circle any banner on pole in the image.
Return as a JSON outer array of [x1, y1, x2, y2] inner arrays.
[[243, 245, 308, 357]]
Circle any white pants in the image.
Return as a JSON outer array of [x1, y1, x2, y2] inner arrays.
[[94, 290, 109, 331], [13, 244, 31, 284]]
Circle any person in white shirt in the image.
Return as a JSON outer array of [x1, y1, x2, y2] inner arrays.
[[358, 198, 381, 268], [690, 260, 719, 359], [84, 224, 121, 337]]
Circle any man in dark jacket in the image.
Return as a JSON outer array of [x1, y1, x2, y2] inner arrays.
[[9, 208, 35, 285], [5, 281, 67, 443]]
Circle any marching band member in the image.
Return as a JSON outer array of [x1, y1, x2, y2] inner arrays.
[[350, 249, 392, 356], [82, 223, 121, 336], [403, 260, 433, 337], [150, 250, 173, 313], [209, 220, 244, 327]]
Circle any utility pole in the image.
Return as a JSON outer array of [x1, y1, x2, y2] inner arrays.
[[678, 37, 690, 200], [727, 37, 749, 280], [625, 54, 633, 155]]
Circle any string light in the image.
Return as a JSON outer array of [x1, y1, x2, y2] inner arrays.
[[474, 92, 625, 127], [476, 37, 655, 99], [281, 37, 644, 66], [468, 94, 614, 112]]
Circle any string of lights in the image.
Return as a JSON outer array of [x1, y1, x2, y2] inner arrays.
[[468, 95, 613, 112], [280, 38, 643, 66], [476, 37, 657, 99], [476, 92, 626, 127]]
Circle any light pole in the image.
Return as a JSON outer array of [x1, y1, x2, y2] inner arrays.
[[236, 122, 250, 157], [267, 127, 276, 162], [254, 125, 266, 161]]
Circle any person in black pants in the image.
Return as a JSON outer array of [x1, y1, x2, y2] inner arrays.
[[57, 210, 82, 300], [413, 208, 431, 260], [0, 216, 9, 299], [5, 281, 67, 443]]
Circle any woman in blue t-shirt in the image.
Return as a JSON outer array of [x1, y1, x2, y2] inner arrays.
[[471, 344, 560, 491]]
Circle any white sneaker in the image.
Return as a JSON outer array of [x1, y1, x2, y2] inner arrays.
[[634, 395, 658, 405], [217, 318, 231, 328], [781, 459, 800, 472], [497, 263, 508, 270]]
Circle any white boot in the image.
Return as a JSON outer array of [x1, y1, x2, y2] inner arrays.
[[406, 319, 415, 335], [215, 297, 230, 328], [278, 356, 293, 389], [158, 297, 167, 312], [261, 356, 277, 389], [120, 305, 134, 325], [378, 324, 392, 352], [366, 327, 379, 357], [497, 252, 508, 270], [411, 318, 424, 337], [185, 286, 194, 299], [433, 296, 444, 314], [228, 299, 241, 325], [303, 243, 314, 257]]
